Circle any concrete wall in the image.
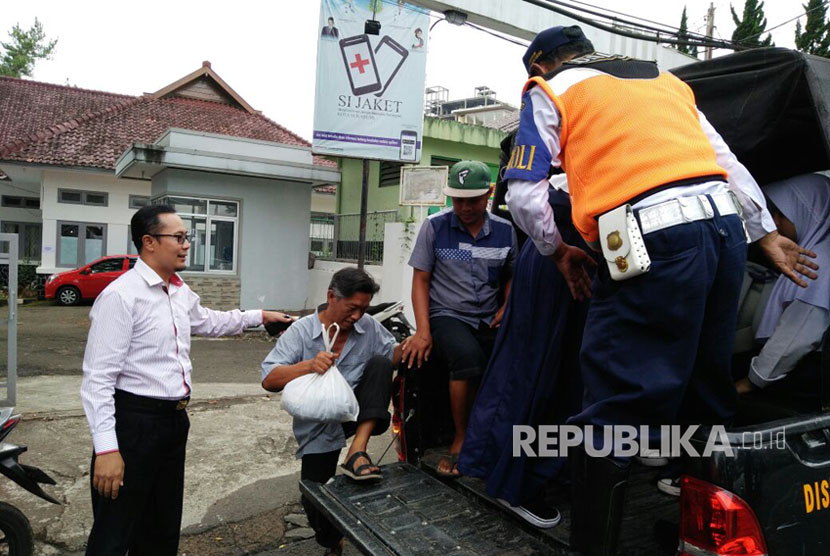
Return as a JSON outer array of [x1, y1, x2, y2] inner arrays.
[[379, 222, 417, 324], [337, 118, 506, 217], [153, 169, 311, 311], [0, 181, 41, 226], [38, 169, 150, 274], [311, 191, 336, 214]]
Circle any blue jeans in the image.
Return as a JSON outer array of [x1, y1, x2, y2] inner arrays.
[[570, 208, 747, 447]]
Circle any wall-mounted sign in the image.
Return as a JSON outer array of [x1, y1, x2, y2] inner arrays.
[[312, 0, 429, 162], [399, 166, 447, 206]]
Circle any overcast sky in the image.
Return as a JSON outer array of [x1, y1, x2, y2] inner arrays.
[[3, 0, 805, 142]]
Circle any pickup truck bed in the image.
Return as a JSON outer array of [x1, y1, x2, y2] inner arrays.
[[302, 452, 680, 556], [302, 462, 567, 556]]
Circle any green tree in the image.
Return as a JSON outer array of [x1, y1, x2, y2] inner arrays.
[[0, 18, 57, 78], [795, 0, 830, 56], [676, 6, 699, 57], [731, 0, 774, 47]]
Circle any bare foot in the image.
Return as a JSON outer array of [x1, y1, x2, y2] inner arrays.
[[437, 454, 460, 476]]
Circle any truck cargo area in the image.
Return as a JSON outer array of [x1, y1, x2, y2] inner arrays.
[[301, 452, 680, 556]]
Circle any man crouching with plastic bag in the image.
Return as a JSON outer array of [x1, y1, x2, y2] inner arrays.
[[261, 267, 403, 556]]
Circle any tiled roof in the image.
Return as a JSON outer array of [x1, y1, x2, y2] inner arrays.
[[0, 75, 336, 170]]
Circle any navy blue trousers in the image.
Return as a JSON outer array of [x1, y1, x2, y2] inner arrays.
[[570, 208, 747, 447]]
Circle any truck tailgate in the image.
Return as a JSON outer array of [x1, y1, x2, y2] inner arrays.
[[300, 462, 576, 556]]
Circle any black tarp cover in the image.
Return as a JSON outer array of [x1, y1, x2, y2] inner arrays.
[[672, 47, 830, 185]]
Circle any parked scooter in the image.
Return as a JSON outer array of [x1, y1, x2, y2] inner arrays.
[[0, 407, 59, 556], [264, 301, 413, 342], [366, 300, 413, 342]]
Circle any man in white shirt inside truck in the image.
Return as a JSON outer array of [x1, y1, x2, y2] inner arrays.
[[80, 204, 291, 556]]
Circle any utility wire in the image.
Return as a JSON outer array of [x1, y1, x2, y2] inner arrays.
[[521, 0, 743, 50], [541, 0, 721, 44], [565, 0, 707, 37], [464, 21, 530, 48]]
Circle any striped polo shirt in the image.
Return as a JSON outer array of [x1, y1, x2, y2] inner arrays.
[[409, 208, 517, 328]]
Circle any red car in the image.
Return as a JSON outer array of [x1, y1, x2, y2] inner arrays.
[[45, 255, 138, 306]]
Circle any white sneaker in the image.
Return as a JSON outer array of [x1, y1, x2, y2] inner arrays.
[[657, 477, 681, 497], [497, 498, 561, 528]]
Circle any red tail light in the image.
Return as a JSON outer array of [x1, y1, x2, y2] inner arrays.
[[391, 375, 406, 462], [679, 475, 768, 556], [1, 416, 20, 430]]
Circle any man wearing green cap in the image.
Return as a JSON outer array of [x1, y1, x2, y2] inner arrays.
[[402, 160, 517, 477]]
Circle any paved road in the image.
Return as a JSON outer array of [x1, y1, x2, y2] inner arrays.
[[0, 301, 394, 555]]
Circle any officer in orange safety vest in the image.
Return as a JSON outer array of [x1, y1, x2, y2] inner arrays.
[[504, 25, 819, 556]]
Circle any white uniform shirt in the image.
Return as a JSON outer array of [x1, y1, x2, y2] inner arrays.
[[81, 258, 263, 454], [506, 84, 776, 256]]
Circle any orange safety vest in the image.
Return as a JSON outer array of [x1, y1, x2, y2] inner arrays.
[[525, 64, 727, 243]]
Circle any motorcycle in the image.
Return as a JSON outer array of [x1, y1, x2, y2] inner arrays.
[[0, 407, 59, 556]]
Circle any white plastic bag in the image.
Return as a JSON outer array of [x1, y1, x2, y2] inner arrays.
[[281, 323, 359, 423]]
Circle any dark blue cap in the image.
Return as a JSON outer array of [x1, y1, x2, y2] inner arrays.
[[522, 25, 587, 73]]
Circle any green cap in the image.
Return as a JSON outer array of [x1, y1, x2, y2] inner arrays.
[[444, 160, 493, 198]]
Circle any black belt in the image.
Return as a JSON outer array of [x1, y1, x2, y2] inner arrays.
[[114, 389, 190, 413]]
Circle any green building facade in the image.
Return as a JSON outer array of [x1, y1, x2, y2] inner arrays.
[[334, 117, 507, 217], [318, 117, 507, 263]]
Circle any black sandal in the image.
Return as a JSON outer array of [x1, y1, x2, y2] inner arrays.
[[340, 451, 382, 481]]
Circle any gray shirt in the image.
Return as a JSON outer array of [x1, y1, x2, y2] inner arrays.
[[749, 300, 830, 388], [408, 208, 517, 328], [261, 310, 395, 458]]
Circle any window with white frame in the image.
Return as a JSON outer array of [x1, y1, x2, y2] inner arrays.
[[58, 189, 108, 207], [153, 196, 238, 273], [57, 221, 107, 267], [1, 196, 40, 209], [129, 195, 150, 209]]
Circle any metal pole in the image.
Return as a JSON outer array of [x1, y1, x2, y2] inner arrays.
[[705, 3, 715, 61], [357, 159, 370, 269]]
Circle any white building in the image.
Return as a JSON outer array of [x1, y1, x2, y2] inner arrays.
[[0, 62, 339, 309]]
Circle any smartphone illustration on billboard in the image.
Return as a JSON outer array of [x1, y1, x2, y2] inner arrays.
[[339, 35, 382, 96], [400, 130, 418, 161], [373, 35, 409, 97]]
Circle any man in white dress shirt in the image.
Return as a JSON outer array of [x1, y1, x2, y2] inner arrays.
[[80, 204, 290, 556]]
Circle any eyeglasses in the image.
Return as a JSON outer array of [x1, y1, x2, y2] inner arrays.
[[151, 233, 193, 245]]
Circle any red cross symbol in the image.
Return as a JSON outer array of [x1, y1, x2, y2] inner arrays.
[[350, 53, 371, 74]]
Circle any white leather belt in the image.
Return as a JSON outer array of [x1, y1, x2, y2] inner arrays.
[[638, 191, 740, 235]]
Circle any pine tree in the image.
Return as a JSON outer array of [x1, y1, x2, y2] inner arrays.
[[677, 7, 693, 55], [731, 0, 774, 47], [0, 18, 57, 78], [795, 0, 830, 56]]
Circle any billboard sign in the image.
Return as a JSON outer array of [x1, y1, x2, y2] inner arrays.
[[312, 0, 429, 162]]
